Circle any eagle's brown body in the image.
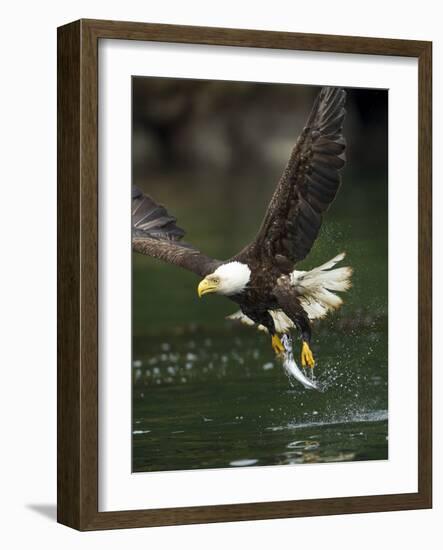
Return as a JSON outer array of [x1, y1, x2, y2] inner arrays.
[[230, 263, 282, 326], [228, 262, 310, 341]]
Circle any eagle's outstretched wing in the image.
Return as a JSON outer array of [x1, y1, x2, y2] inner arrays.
[[132, 187, 221, 277], [234, 87, 346, 270]]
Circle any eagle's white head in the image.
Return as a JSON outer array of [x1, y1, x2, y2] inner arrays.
[[197, 262, 251, 297]]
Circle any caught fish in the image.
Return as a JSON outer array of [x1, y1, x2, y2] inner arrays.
[[281, 334, 324, 391]]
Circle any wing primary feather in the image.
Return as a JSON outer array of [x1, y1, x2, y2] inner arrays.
[[233, 86, 347, 267], [132, 187, 220, 277], [132, 189, 185, 241]]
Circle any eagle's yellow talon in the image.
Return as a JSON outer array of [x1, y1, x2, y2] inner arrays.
[[271, 334, 285, 356], [301, 341, 315, 368]]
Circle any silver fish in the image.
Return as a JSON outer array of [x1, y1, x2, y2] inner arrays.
[[281, 334, 323, 391]]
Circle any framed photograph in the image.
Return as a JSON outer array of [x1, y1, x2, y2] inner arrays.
[[57, 19, 432, 530]]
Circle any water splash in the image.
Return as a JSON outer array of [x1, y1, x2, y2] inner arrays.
[[268, 409, 388, 431]]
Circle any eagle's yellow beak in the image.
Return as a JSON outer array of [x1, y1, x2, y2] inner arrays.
[[198, 277, 219, 298]]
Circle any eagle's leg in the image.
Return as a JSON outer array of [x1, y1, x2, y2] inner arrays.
[[297, 317, 315, 369], [275, 287, 316, 368], [257, 311, 285, 356], [301, 341, 315, 368], [242, 308, 284, 356], [271, 334, 285, 356]]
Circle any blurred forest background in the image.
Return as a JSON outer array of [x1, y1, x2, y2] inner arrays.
[[131, 77, 388, 472]]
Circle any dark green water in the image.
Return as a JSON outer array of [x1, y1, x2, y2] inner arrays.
[[132, 174, 388, 473], [133, 325, 388, 472]]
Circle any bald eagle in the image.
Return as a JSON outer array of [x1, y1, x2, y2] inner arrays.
[[133, 87, 352, 368]]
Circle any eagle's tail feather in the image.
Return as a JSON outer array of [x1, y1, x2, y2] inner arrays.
[[291, 252, 353, 319]]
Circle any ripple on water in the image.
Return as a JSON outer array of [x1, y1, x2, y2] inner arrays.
[[229, 459, 258, 467], [268, 409, 388, 432], [287, 440, 320, 450]]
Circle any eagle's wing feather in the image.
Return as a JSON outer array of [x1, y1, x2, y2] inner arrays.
[[234, 87, 346, 269], [132, 187, 220, 277]]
